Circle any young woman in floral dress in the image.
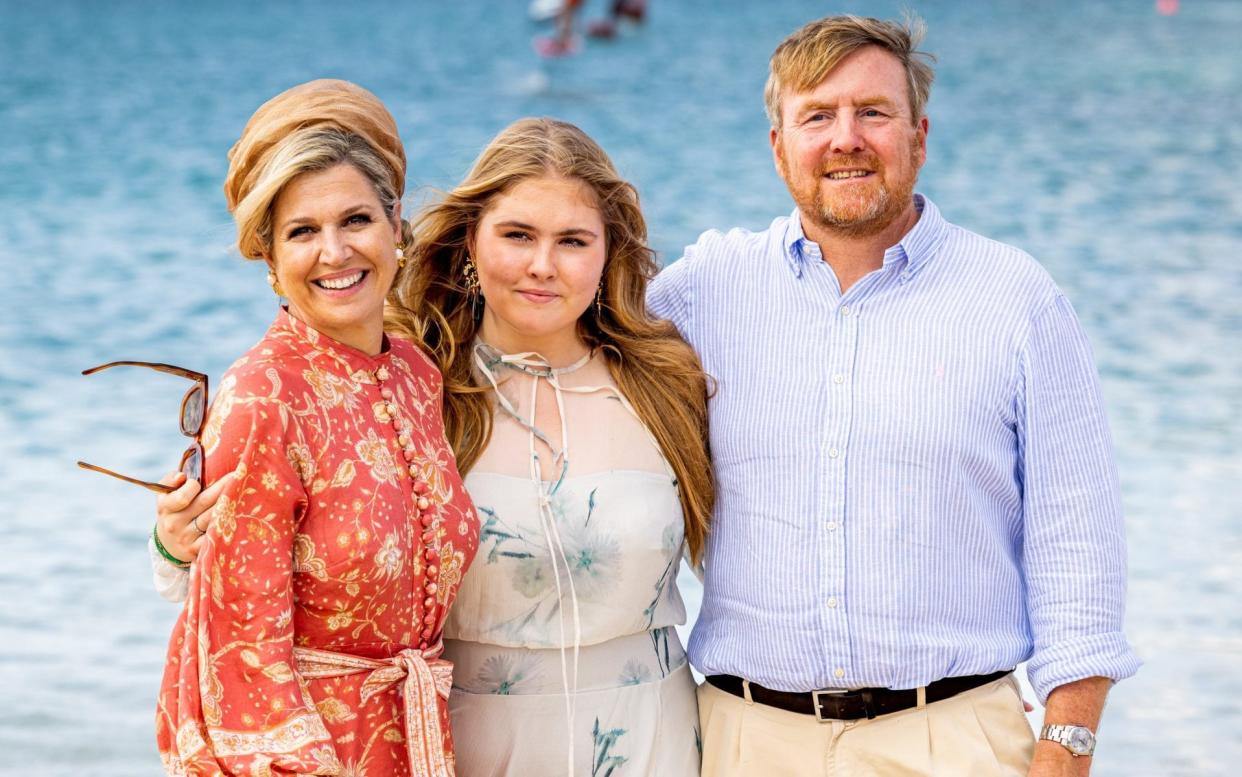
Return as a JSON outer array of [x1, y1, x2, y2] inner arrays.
[[388, 117, 713, 775]]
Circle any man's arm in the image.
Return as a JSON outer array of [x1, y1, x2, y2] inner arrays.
[[1016, 294, 1140, 772], [646, 251, 692, 331], [1029, 676, 1112, 776]]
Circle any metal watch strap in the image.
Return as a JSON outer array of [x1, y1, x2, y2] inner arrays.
[[1039, 724, 1096, 756]]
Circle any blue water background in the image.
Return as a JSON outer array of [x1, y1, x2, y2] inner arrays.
[[1, 1, 1238, 774]]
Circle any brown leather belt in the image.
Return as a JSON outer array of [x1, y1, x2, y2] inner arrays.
[[705, 669, 1012, 721]]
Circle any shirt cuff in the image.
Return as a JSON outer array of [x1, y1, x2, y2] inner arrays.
[[147, 535, 190, 603], [1026, 631, 1142, 704]]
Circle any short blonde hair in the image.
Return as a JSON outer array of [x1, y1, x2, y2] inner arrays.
[[764, 15, 935, 128]]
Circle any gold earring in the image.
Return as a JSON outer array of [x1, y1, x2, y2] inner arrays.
[[595, 283, 604, 319], [463, 256, 482, 320], [267, 270, 285, 298], [395, 246, 406, 269]]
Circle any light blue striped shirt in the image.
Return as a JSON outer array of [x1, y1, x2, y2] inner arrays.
[[648, 195, 1140, 703]]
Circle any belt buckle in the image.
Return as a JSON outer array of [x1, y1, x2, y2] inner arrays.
[[811, 688, 849, 723]]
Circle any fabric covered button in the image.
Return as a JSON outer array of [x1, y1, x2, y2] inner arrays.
[[380, 387, 393, 399], [375, 366, 389, 381], [417, 497, 431, 510]]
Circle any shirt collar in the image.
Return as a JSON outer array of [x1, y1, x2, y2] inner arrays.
[[274, 306, 393, 381], [782, 193, 949, 279]]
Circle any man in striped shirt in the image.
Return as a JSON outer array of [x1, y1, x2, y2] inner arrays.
[[648, 15, 1139, 777]]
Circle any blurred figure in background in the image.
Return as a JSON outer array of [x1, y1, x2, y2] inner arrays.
[[535, 0, 583, 57], [588, 0, 648, 39]]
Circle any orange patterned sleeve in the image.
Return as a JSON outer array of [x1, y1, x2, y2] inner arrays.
[[157, 366, 340, 776]]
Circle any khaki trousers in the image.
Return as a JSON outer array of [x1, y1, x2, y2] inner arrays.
[[697, 674, 1035, 777]]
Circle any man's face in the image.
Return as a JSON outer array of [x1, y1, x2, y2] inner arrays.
[[771, 46, 928, 239]]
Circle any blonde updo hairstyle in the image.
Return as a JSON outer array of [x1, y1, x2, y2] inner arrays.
[[387, 117, 714, 563], [222, 79, 413, 261]]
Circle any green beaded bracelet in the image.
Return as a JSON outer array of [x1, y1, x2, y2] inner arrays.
[[153, 524, 190, 568]]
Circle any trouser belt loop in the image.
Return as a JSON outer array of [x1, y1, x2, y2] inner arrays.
[[742, 679, 754, 705], [916, 686, 927, 709], [860, 689, 877, 720]]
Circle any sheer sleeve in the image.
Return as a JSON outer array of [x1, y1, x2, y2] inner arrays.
[[148, 536, 189, 603], [155, 369, 339, 775]]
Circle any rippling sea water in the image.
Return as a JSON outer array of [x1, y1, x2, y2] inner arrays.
[[1, 1, 1238, 774]]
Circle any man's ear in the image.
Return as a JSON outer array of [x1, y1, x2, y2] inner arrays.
[[916, 116, 930, 167], [770, 126, 785, 177]]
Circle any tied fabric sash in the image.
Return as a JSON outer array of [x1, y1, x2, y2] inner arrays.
[[294, 644, 455, 777]]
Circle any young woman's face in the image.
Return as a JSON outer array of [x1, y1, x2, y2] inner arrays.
[[472, 175, 607, 357], [267, 163, 401, 354]]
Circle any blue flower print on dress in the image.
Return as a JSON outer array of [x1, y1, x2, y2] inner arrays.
[[591, 718, 628, 776], [475, 653, 543, 695]]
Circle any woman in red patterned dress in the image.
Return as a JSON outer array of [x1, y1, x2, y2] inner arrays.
[[154, 79, 478, 776]]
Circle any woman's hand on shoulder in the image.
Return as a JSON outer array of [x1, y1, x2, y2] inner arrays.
[[154, 470, 235, 563]]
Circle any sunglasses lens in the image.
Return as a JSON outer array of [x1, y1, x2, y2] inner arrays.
[[182, 384, 206, 435], [181, 445, 203, 482]]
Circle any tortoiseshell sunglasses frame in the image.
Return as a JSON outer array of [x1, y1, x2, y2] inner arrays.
[[77, 361, 208, 494]]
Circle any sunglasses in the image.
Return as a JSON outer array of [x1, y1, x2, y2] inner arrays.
[[77, 361, 208, 494]]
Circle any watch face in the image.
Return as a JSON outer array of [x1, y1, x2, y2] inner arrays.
[[1068, 727, 1094, 754]]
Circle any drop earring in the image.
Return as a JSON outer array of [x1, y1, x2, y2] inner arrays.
[[463, 256, 482, 320], [267, 270, 285, 298], [395, 246, 406, 269], [594, 282, 604, 319]]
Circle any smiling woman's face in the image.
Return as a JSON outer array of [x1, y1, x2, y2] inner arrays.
[[268, 162, 401, 355], [472, 175, 607, 361]]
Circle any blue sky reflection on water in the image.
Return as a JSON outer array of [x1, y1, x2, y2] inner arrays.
[[0, 1, 1238, 774]]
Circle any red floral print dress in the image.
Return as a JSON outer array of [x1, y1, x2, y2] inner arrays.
[[156, 309, 478, 776]]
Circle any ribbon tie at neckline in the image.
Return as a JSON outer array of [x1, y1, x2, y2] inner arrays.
[[294, 644, 454, 777]]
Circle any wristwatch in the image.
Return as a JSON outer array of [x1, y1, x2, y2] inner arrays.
[[1039, 724, 1096, 756]]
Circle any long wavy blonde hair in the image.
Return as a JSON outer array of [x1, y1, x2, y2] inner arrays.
[[387, 118, 713, 562]]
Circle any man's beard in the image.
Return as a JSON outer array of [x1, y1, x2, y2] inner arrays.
[[786, 144, 920, 239]]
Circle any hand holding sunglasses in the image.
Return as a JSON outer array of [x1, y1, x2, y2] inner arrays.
[[77, 361, 208, 494]]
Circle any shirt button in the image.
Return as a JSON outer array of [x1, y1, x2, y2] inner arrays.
[[899, 271, 911, 281], [840, 305, 852, 317], [834, 668, 845, 679], [828, 448, 840, 459], [832, 373, 845, 384], [826, 521, 838, 531], [827, 597, 839, 609]]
